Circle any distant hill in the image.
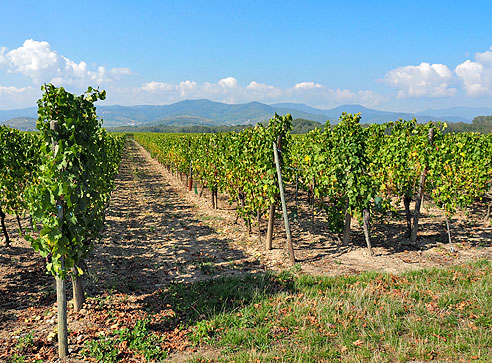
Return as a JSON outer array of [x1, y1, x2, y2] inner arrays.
[[1, 117, 37, 130], [108, 117, 325, 134], [272, 103, 470, 124], [417, 107, 492, 121], [2, 100, 491, 131], [97, 100, 330, 126], [0, 107, 37, 122]]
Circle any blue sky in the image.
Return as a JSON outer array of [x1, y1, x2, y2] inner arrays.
[[1, 0, 492, 111]]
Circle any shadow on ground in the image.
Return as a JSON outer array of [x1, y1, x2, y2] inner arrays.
[[85, 140, 260, 298]]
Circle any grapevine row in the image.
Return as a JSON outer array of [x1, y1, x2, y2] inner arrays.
[[136, 113, 492, 253], [0, 84, 124, 358]]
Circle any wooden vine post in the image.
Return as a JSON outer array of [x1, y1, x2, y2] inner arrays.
[[188, 162, 193, 191], [411, 127, 434, 243], [50, 119, 69, 359], [362, 209, 373, 255], [403, 195, 412, 237], [342, 201, 351, 246], [0, 205, 9, 247], [266, 136, 282, 250], [273, 141, 295, 264], [265, 203, 275, 250], [72, 266, 85, 312]]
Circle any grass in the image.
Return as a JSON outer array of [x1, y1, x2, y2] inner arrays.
[[84, 260, 492, 362]]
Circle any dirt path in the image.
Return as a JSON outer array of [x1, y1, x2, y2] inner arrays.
[[87, 139, 263, 295]]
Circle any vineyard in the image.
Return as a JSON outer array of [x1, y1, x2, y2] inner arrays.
[[135, 113, 492, 257], [1, 96, 492, 361]]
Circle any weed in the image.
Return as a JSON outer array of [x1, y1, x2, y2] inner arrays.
[[83, 318, 167, 362], [198, 261, 216, 275], [15, 333, 34, 352]]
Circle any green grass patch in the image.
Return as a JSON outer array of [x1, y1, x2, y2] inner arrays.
[[83, 318, 167, 362], [83, 260, 492, 362], [184, 260, 492, 362]]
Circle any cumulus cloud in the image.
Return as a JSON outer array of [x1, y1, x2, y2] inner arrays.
[[138, 77, 385, 108], [110, 67, 132, 78], [0, 39, 131, 87], [294, 81, 322, 90], [330, 89, 386, 106], [455, 46, 492, 96], [245, 81, 282, 99], [217, 76, 238, 89], [0, 47, 8, 68], [141, 81, 176, 92], [0, 85, 31, 95], [0, 85, 39, 109], [384, 62, 456, 98]]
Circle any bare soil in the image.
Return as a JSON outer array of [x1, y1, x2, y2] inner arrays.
[[0, 138, 490, 362]]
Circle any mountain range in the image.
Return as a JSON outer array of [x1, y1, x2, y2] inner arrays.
[[1, 99, 491, 131]]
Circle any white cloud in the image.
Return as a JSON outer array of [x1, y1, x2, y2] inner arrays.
[[141, 81, 176, 92], [110, 67, 132, 78], [137, 77, 385, 108], [455, 46, 492, 96], [178, 80, 199, 97], [384, 62, 456, 98], [0, 85, 31, 95], [294, 81, 322, 90], [329, 89, 386, 106], [246, 81, 282, 99], [0, 47, 8, 68], [0, 39, 131, 87], [141, 77, 240, 100], [218, 76, 238, 89], [475, 47, 492, 64], [0, 85, 39, 109], [4, 40, 60, 83]]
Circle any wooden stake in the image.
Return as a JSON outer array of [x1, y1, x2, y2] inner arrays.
[[266, 136, 282, 251], [257, 210, 262, 243], [273, 142, 295, 264], [0, 205, 10, 247], [294, 173, 299, 223], [311, 178, 315, 224], [362, 209, 373, 256], [56, 257, 68, 359], [411, 128, 434, 243], [265, 203, 275, 250], [51, 119, 68, 359], [403, 196, 412, 237], [343, 201, 351, 246], [188, 163, 193, 191], [72, 266, 85, 312], [444, 213, 455, 253]]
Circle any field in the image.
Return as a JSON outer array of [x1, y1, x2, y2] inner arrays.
[[1, 138, 491, 362]]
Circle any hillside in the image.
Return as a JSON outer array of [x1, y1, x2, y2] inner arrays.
[[1, 100, 490, 131], [0, 117, 37, 130]]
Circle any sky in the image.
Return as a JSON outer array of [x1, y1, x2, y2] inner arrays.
[[1, 0, 492, 112]]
